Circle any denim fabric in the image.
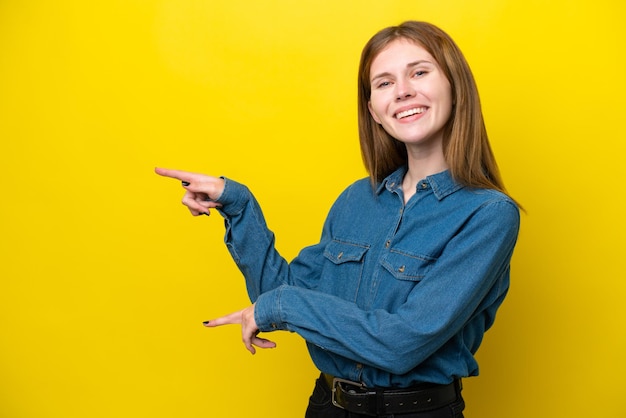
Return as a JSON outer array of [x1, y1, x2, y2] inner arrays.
[[216, 167, 519, 388]]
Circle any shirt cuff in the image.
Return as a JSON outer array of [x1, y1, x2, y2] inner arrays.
[[254, 286, 288, 332], [215, 177, 251, 217]]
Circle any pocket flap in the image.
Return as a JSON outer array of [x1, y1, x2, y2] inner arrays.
[[324, 240, 369, 264], [381, 250, 435, 281]]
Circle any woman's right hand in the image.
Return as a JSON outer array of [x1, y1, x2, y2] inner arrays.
[[155, 167, 225, 216], [203, 304, 277, 355]]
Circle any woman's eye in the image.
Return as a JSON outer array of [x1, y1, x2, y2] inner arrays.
[[377, 81, 391, 88], [413, 70, 427, 77]]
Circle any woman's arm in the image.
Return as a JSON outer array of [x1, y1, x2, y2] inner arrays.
[[253, 199, 520, 374], [155, 167, 329, 302]]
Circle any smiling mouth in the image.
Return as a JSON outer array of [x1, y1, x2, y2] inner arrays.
[[395, 107, 426, 119]]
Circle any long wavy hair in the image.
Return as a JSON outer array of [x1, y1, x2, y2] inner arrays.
[[358, 21, 510, 197]]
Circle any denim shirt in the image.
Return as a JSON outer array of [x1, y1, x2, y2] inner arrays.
[[216, 167, 520, 388]]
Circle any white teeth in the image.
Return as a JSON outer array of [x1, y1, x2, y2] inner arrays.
[[396, 107, 426, 119]]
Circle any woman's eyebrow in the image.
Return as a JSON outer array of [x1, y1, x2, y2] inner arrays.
[[406, 59, 433, 68], [370, 71, 392, 83]]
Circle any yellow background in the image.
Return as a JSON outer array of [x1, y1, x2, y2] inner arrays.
[[1, 0, 624, 417]]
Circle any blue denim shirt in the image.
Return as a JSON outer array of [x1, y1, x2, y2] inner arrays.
[[216, 167, 519, 387]]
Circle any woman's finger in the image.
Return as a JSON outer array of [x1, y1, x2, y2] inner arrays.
[[155, 167, 225, 205], [181, 192, 204, 216], [154, 167, 197, 183], [202, 305, 275, 355], [252, 335, 277, 349], [181, 191, 220, 216], [202, 310, 244, 327], [243, 333, 277, 355]]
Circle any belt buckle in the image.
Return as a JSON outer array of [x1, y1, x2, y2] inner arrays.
[[331, 377, 365, 410]]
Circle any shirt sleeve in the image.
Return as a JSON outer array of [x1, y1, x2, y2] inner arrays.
[[254, 199, 520, 375], [215, 177, 327, 302]]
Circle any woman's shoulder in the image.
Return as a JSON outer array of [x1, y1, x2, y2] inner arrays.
[[340, 176, 377, 198], [456, 187, 520, 228], [454, 187, 518, 212], [475, 188, 519, 211], [429, 170, 519, 211], [326, 177, 376, 211], [463, 187, 516, 203]]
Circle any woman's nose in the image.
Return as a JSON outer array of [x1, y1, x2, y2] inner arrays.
[[395, 79, 416, 100]]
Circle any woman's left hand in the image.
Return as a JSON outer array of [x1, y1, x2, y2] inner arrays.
[[203, 304, 277, 354]]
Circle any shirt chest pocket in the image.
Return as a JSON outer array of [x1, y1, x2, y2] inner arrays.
[[322, 240, 370, 298], [380, 250, 436, 281], [324, 239, 369, 264]]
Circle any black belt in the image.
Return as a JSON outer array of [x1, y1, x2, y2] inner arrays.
[[323, 373, 461, 416]]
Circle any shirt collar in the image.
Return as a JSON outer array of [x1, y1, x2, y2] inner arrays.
[[377, 166, 464, 201]]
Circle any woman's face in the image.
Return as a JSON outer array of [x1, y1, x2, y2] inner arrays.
[[367, 39, 453, 151]]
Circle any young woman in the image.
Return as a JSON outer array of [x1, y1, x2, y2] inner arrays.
[[156, 21, 520, 418]]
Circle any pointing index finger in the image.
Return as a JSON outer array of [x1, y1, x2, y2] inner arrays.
[[202, 310, 244, 327], [154, 167, 195, 182]]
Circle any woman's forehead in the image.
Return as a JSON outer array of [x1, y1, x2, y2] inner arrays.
[[370, 39, 436, 71]]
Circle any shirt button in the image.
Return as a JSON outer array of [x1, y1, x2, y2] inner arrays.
[[337, 252, 343, 259], [385, 240, 391, 248], [271, 323, 278, 329], [398, 265, 405, 273], [356, 363, 363, 369], [421, 182, 428, 189]]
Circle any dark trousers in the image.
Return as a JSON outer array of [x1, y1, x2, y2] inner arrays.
[[305, 374, 465, 418]]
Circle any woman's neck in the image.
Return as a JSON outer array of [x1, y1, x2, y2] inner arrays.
[[402, 150, 448, 204]]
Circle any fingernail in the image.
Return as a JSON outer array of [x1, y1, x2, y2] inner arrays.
[[181, 181, 190, 186], [202, 321, 210, 326]]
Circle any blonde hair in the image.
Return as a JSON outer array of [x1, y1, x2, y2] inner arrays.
[[358, 21, 510, 197]]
